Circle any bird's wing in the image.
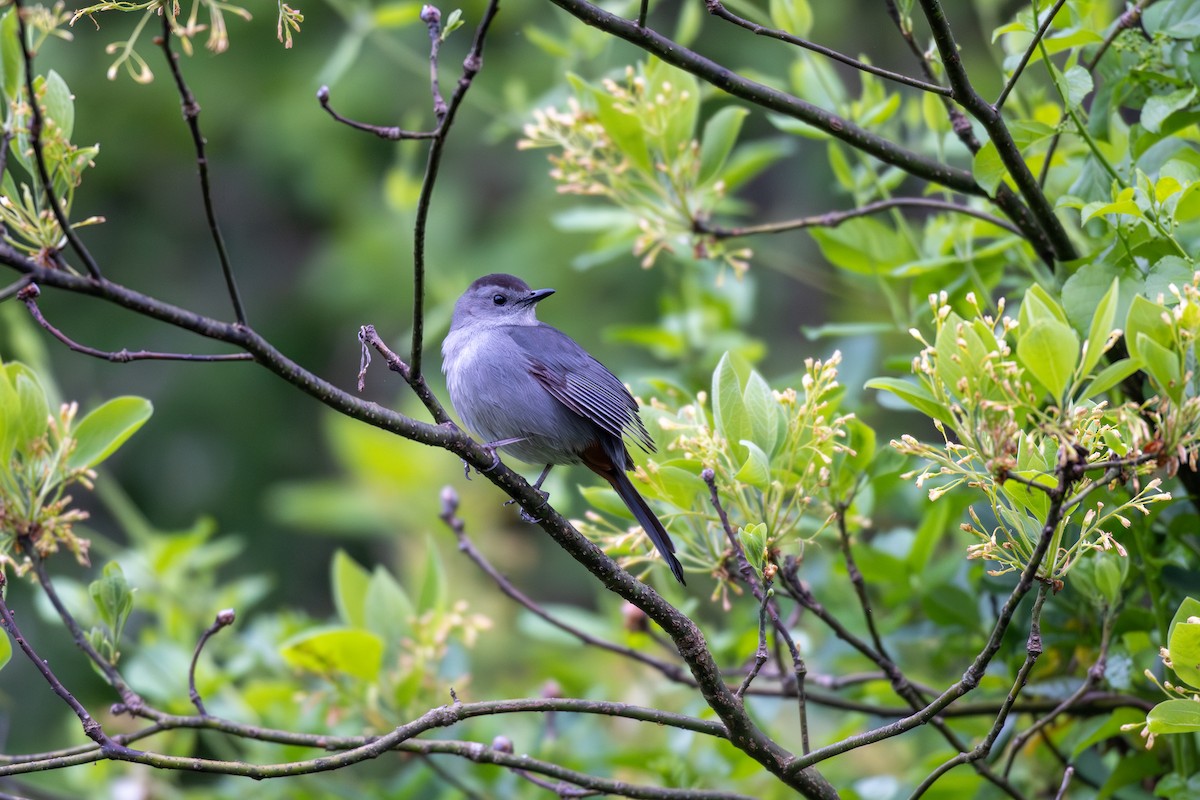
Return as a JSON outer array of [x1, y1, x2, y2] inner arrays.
[[508, 325, 656, 453]]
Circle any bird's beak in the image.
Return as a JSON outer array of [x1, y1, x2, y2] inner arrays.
[[521, 288, 555, 305]]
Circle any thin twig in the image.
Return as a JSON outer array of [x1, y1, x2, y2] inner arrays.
[[0, 573, 132, 755], [359, 324, 450, 423], [19, 284, 252, 362], [736, 589, 772, 699], [995, 0, 1068, 110], [409, 0, 501, 380], [438, 486, 692, 683], [698, 196, 1022, 239], [1054, 766, 1075, 800], [909, 584, 1051, 798], [316, 86, 438, 139], [421, 5, 449, 122], [1003, 606, 1114, 777], [0, 275, 31, 303], [188, 609, 236, 716], [158, 15, 247, 325], [706, 0, 952, 96], [11, 0, 101, 280], [702, 468, 809, 754]]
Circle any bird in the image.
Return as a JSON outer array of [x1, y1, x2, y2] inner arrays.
[[441, 273, 685, 585]]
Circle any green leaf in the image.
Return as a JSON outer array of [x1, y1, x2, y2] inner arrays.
[[1168, 620, 1200, 690], [712, 353, 750, 447], [331, 549, 371, 629], [1062, 261, 1139, 334], [89, 562, 133, 637], [1147, 698, 1200, 734], [9, 365, 48, 457], [1017, 319, 1079, 399], [42, 70, 74, 141], [810, 217, 915, 275], [645, 58, 698, 158], [1135, 332, 1182, 402], [1143, 87, 1197, 134], [972, 140, 1006, 195], [698, 106, 749, 185], [0, 11, 19, 104], [769, 0, 812, 35], [1125, 294, 1174, 351], [279, 627, 384, 681], [1144, 255, 1195, 305], [734, 439, 771, 490], [66, 396, 153, 471], [363, 566, 414, 647], [741, 370, 779, 456], [569, 73, 652, 176], [1169, 597, 1200, 639], [739, 522, 768, 575], [1081, 277, 1119, 376], [865, 377, 954, 427], [417, 539, 446, 613], [1019, 283, 1070, 328], [0, 627, 10, 672], [1145, 0, 1200, 38], [1061, 65, 1093, 108], [1079, 358, 1141, 400]]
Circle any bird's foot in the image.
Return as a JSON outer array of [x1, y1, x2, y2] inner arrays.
[[506, 488, 550, 523]]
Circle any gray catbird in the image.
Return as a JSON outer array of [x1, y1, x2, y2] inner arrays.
[[442, 273, 686, 585]]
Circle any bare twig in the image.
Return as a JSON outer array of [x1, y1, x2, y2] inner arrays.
[[18, 284, 252, 362], [11, 0, 101, 280], [421, 5, 449, 122], [0, 275, 32, 303], [1054, 766, 1075, 800], [702, 468, 809, 754], [409, 0, 501, 380], [438, 486, 692, 683], [158, 16, 247, 325], [359, 324, 451, 423], [736, 589, 772, 699], [1003, 606, 1115, 777], [697, 197, 1022, 239], [316, 86, 438, 139], [909, 584, 1051, 798], [995, 0, 1068, 110], [188, 609, 236, 716], [706, 0, 952, 96]]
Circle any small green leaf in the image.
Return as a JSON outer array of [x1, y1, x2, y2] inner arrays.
[[698, 106, 749, 185], [1147, 699, 1200, 735], [1144, 256, 1195, 305], [332, 549, 371, 629], [42, 70, 74, 141], [1135, 332, 1182, 402], [10, 366, 48, 457], [0, 628, 10, 671], [1126, 294, 1174, 351], [1079, 358, 1141, 400], [417, 539, 446, 613], [972, 140, 1006, 195], [1062, 260, 1139, 334], [1081, 277, 1119, 376], [734, 440, 771, 490], [738, 522, 768, 575], [280, 628, 384, 681], [364, 566, 414, 647], [1169, 597, 1200, 639], [66, 396, 152, 471], [865, 377, 954, 427], [1017, 320, 1079, 399], [742, 370, 779, 456]]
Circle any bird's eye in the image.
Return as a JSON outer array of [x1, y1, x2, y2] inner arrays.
[[492, 294, 507, 306]]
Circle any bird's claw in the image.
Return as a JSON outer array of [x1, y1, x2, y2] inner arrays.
[[506, 488, 550, 523]]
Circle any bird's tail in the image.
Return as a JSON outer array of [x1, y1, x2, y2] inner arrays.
[[606, 469, 686, 586]]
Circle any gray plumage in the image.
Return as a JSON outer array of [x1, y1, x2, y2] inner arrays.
[[442, 273, 685, 585]]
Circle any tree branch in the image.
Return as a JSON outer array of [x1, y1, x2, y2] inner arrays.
[[158, 14, 247, 325], [705, 0, 951, 96]]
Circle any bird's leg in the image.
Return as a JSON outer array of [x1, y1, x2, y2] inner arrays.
[[463, 436, 527, 479], [509, 464, 553, 522]]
